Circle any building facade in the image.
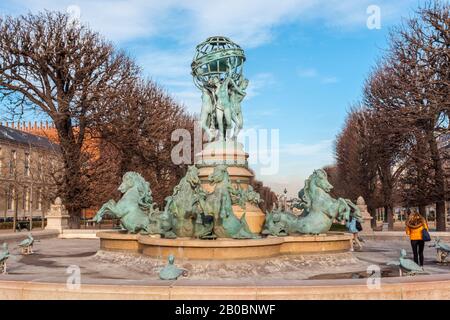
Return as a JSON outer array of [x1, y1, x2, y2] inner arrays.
[[0, 123, 61, 221]]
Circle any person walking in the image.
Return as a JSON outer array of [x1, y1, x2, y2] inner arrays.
[[346, 216, 362, 251], [405, 209, 429, 266]]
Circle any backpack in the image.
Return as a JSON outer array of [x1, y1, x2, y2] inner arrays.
[[356, 220, 363, 232]]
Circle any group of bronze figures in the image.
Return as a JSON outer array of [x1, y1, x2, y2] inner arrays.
[[94, 165, 261, 239], [199, 63, 248, 142], [93, 166, 364, 239]]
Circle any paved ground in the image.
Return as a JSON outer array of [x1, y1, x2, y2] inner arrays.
[[0, 229, 59, 242], [0, 237, 449, 285], [355, 239, 450, 275], [0, 228, 45, 234]]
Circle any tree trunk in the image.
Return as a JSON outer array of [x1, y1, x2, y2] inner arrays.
[[55, 117, 84, 229], [13, 193, 19, 232], [419, 205, 427, 217], [436, 201, 446, 231], [368, 205, 377, 228], [69, 215, 81, 229], [29, 188, 33, 231], [386, 205, 394, 231], [427, 131, 446, 231]]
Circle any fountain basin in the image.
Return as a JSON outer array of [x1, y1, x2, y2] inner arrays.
[[97, 231, 353, 260]]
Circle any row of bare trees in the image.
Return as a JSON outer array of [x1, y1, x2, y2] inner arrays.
[[0, 11, 278, 226], [0, 12, 195, 226], [87, 80, 196, 206], [248, 172, 278, 213], [331, 2, 449, 230]]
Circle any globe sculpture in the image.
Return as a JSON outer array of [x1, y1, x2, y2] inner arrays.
[[191, 36, 249, 142], [191, 36, 245, 89]]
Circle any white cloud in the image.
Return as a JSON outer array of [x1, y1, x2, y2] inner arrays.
[[7, 0, 416, 46], [136, 47, 199, 112], [170, 90, 200, 114], [322, 76, 339, 84], [280, 139, 333, 156], [297, 68, 318, 78], [248, 139, 335, 196], [138, 48, 192, 80], [298, 67, 339, 84], [1, 0, 415, 196], [246, 73, 276, 99], [3, 0, 413, 108]]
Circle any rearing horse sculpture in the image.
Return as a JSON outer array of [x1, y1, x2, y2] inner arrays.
[[163, 166, 212, 238], [93, 172, 175, 237], [263, 169, 362, 235], [198, 165, 260, 239]]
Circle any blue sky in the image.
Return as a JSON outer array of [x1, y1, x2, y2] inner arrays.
[[0, 0, 425, 196]]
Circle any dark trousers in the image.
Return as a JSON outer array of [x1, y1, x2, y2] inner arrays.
[[410, 240, 425, 266]]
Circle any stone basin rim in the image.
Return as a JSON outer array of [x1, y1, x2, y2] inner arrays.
[[2, 272, 450, 299], [96, 231, 353, 247], [97, 231, 354, 259]]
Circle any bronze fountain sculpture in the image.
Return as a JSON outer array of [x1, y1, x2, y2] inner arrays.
[[94, 36, 362, 240]]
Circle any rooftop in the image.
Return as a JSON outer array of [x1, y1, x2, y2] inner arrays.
[[0, 124, 59, 151]]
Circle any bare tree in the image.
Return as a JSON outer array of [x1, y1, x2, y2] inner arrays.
[[334, 107, 381, 223], [369, 1, 449, 230], [89, 79, 195, 207], [335, 1, 449, 230], [0, 12, 139, 226], [363, 67, 414, 230], [248, 175, 277, 213]]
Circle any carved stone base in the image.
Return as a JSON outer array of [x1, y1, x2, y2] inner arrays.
[[195, 141, 266, 233], [195, 140, 248, 167], [356, 196, 374, 235], [46, 215, 70, 232], [45, 197, 70, 232]]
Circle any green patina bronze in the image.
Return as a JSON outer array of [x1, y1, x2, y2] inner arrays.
[[97, 166, 261, 239], [93, 172, 176, 238], [429, 238, 450, 263], [94, 168, 362, 238], [197, 165, 260, 239], [18, 233, 34, 255], [0, 243, 10, 274], [263, 169, 363, 236], [387, 249, 427, 276], [159, 254, 188, 280], [192, 36, 249, 142], [164, 165, 260, 239], [163, 165, 213, 238], [232, 180, 262, 209]]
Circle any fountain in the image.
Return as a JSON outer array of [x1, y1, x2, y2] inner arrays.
[[95, 36, 362, 261]]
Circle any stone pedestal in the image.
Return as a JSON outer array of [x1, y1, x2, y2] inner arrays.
[[356, 196, 373, 234], [195, 140, 266, 233], [45, 197, 70, 232]]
